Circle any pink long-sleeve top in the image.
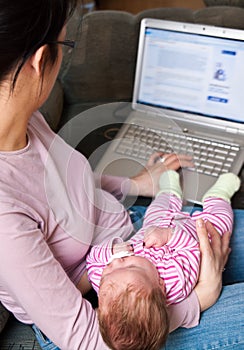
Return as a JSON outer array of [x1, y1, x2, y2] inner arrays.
[[0, 111, 200, 349]]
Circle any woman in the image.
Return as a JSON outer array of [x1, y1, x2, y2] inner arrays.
[[0, 1, 242, 349]]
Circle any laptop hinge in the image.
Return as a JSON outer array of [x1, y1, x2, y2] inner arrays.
[[225, 126, 238, 134], [225, 127, 244, 138]]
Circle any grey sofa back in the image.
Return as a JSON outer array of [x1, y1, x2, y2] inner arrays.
[[42, 5, 244, 130], [60, 5, 244, 112]]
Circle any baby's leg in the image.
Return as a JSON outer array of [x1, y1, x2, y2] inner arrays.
[[194, 173, 240, 235], [144, 170, 183, 227], [158, 170, 182, 200], [202, 173, 240, 204], [157, 170, 183, 212], [200, 197, 234, 235]]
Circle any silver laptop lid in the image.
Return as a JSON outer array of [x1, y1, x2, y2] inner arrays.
[[132, 18, 244, 134]]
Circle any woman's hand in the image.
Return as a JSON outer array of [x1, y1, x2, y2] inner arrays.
[[129, 152, 193, 197], [194, 219, 231, 311]]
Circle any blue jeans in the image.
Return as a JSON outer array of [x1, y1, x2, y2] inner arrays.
[[33, 207, 244, 349], [32, 324, 61, 350]]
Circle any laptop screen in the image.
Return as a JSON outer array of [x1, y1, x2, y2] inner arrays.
[[136, 24, 244, 125]]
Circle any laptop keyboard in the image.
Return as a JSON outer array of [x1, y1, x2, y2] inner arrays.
[[115, 124, 240, 177]]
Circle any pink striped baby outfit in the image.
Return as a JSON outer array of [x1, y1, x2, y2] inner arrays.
[[87, 192, 233, 304]]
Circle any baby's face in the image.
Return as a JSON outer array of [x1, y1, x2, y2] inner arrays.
[[100, 255, 165, 295]]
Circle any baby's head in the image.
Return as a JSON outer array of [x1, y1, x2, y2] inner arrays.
[[98, 255, 169, 350]]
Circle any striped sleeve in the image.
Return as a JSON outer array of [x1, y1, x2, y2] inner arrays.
[[86, 237, 123, 292]]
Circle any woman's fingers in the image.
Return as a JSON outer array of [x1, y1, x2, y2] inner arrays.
[[196, 219, 213, 259], [165, 153, 193, 169], [146, 152, 193, 171], [146, 152, 164, 167], [196, 219, 231, 274], [130, 152, 193, 197], [205, 220, 231, 267], [146, 152, 193, 170], [205, 220, 221, 251], [194, 218, 230, 311], [149, 152, 193, 169]]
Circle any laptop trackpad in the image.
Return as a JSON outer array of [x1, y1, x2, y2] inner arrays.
[[181, 169, 216, 205], [100, 158, 144, 178]]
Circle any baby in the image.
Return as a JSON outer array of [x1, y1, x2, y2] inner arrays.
[[86, 171, 240, 350]]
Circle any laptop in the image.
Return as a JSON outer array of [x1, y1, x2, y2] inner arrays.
[[95, 18, 244, 204]]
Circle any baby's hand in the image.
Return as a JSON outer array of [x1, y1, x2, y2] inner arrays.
[[112, 242, 133, 255], [144, 226, 173, 248]]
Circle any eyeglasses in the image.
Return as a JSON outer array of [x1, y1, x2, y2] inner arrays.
[[48, 40, 76, 49]]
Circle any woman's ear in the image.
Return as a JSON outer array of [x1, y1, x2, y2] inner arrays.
[[29, 45, 47, 76]]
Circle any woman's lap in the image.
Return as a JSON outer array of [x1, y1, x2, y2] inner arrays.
[[32, 325, 60, 349], [34, 207, 244, 349], [162, 283, 244, 349], [223, 209, 244, 285]]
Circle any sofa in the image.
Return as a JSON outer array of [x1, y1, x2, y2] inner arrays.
[[0, 3, 244, 349]]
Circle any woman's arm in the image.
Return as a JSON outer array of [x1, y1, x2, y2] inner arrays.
[[167, 218, 231, 331], [0, 209, 108, 350], [194, 219, 231, 311], [94, 152, 193, 199]]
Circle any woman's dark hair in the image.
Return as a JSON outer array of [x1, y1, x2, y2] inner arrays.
[[0, 0, 77, 91]]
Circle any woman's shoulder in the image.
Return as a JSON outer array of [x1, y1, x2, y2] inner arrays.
[[28, 111, 59, 144], [28, 111, 89, 166]]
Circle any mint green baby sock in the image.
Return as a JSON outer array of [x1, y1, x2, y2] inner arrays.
[[202, 173, 241, 203], [158, 170, 182, 199]]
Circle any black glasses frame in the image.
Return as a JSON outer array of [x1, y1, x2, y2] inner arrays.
[[48, 40, 76, 49]]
